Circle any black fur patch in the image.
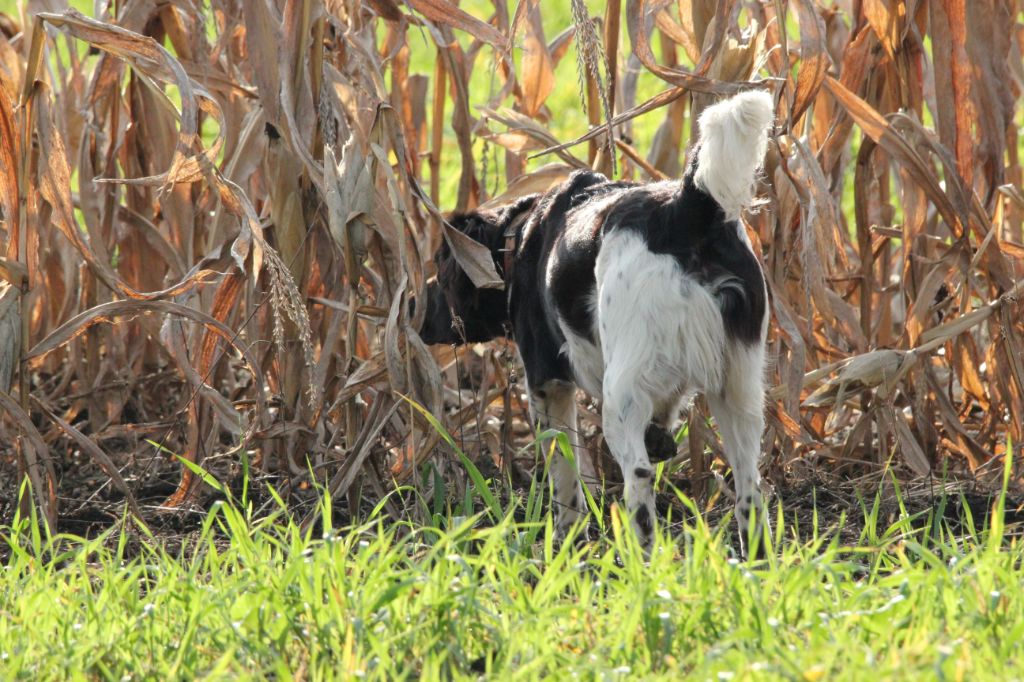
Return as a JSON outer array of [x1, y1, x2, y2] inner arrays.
[[635, 504, 654, 537], [546, 176, 635, 342], [600, 165, 767, 344], [507, 172, 618, 386], [644, 424, 677, 462], [633, 467, 653, 479]]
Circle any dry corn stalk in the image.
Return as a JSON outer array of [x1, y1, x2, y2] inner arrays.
[[0, 0, 1019, 528]]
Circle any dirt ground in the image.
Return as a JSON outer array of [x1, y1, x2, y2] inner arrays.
[[3, 435, 1021, 560]]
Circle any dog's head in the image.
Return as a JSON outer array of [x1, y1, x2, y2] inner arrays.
[[418, 197, 537, 345]]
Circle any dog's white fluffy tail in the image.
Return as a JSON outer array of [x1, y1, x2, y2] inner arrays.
[[693, 90, 774, 220]]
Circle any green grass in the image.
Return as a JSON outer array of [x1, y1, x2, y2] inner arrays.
[[3, 464, 1024, 680]]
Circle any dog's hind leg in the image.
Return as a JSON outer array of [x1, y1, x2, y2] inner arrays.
[[601, 375, 657, 546], [595, 238, 672, 547], [528, 380, 587, 536], [707, 343, 767, 557]]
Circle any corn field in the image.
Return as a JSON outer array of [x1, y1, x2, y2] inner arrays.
[[0, 0, 1021, 532]]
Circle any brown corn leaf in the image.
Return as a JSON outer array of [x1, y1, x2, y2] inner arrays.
[[35, 399, 148, 524], [441, 221, 505, 290], [863, 0, 901, 60], [477, 164, 574, 210], [519, 0, 554, 117], [931, 0, 975, 187], [28, 299, 263, 380], [0, 391, 57, 530], [655, 8, 698, 61], [0, 83, 17, 262], [406, 0, 508, 51], [789, 0, 829, 126], [887, 406, 932, 476], [803, 349, 905, 408], [0, 282, 18, 393], [530, 85, 688, 159], [626, 0, 756, 95], [481, 106, 588, 168], [825, 76, 967, 240]]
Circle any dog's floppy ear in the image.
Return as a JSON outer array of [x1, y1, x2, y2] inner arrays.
[[417, 197, 539, 345], [419, 213, 510, 345], [416, 279, 461, 345]]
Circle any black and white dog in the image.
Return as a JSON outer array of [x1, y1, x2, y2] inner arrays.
[[419, 91, 773, 549]]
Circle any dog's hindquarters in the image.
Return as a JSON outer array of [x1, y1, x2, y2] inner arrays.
[[595, 230, 729, 544], [594, 91, 773, 550]]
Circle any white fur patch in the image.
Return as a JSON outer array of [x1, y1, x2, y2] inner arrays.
[[595, 230, 727, 406], [561, 324, 604, 398]]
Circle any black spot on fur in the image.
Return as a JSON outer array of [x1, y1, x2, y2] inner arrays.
[[634, 467, 652, 479], [644, 424, 677, 462], [635, 504, 653, 537]]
